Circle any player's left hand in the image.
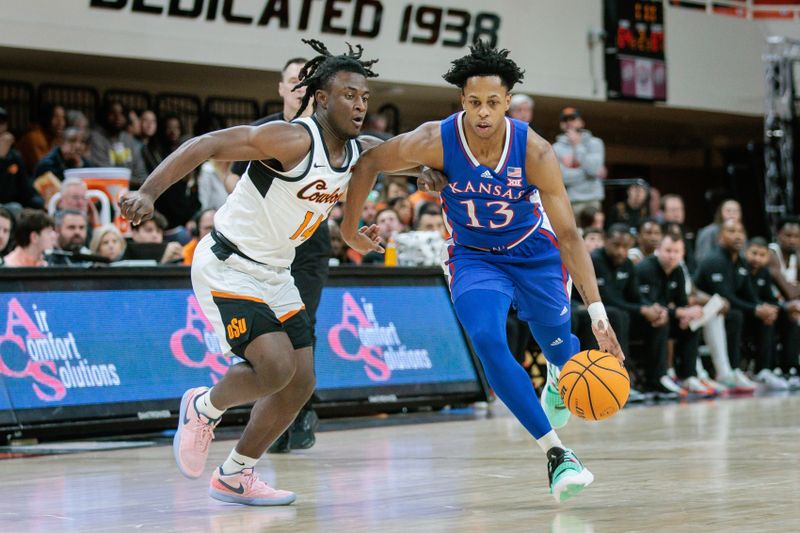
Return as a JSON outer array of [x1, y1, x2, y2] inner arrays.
[[417, 167, 447, 192], [349, 224, 384, 255], [591, 321, 625, 362]]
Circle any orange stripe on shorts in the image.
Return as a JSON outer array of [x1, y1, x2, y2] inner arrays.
[[210, 290, 265, 304], [278, 306, 306, 323]]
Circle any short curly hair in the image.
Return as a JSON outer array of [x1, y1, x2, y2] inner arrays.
[[442, 40, 525, 91]]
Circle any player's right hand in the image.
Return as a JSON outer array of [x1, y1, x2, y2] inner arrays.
[[119, 190, 155, 225], [349, 224, 384, 255], [591, 321, 625, 362]]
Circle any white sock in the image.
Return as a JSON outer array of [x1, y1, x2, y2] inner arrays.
[[220, 449, 258, 475], [547, 362, 560, 389], [196, 388, 225, 420], [536, 430, 564, 453], [702, 315, 733, 379]]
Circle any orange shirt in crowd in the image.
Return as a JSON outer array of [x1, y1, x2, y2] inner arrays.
[[4, 247, 47, 267], [17, 125, 58, 174]]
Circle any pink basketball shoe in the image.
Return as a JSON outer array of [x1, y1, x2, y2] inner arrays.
[[209, 467, 297, 506], [173, 386, 219, 479]]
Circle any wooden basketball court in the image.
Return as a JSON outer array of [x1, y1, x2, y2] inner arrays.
[[2, 395, 798, 532]]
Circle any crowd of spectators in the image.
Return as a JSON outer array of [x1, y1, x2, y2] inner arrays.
[[1, 85, 798, 402]]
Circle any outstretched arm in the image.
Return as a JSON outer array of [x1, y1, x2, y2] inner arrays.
[[120, 122, 310, 224], [343, 123, 443, 253], [527, 129, 624, 360]]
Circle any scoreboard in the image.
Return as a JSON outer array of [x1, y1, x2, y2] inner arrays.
[[604, 0, 667, 101]]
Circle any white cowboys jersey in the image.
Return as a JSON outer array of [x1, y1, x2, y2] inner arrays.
[[213, 116, 361, 268]]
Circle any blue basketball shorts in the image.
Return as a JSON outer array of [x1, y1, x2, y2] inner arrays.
[[442, 230, 571, 327]]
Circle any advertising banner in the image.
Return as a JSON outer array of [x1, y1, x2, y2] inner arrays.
[[316, 286, 477, 390], [0, 274, 481, 423]]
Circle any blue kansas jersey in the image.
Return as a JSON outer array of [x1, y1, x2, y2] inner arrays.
[[440, 112, 553, 251], [440, 112, 569, 326]]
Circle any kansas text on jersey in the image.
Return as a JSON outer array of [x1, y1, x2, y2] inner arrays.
[[440, 112, 555, 251]]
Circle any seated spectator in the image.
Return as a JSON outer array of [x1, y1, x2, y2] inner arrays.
[[328, 202, 344, 225], [4, 209, 56, 267], [582, 227, 604, 253], [127, 109, 142, 141], [48, 209, 91, 266], [767, 217, 800, 299], [592, 224, 679, 398], [328, 220, 360, 266], [508, 94, 542, 134], [415, 204, 446, 238], [0, 206, 14, 263], [66, 109, 89, 136], [89, 100, 147, 187], [628, 218, 662, 264], [17, 103, 66, 172], [661, 193, 696, 272], [648, 186, 664, 223], [0, 107, 43, 209], [694, 220, 783, 389], [159, 114, 188, 156], [637, 232, 712, 395], [362, 208, 402, 264], [197, 160, 230, 211], [90, 224, 127, 262], [126, 211, 183, 264], [33, 127, 92, 182], [182, 208, 216, 265], [56, 178, 101, 229], [382, 175, 410, 203], [408, 186, 439, 214], [570, 225, 639, 399], [744, 237, 799, 389], [360, 191, 379, 228], [608, 181, 649, 231], [139, 110, 162, 174], [389, 196, 413, 229], [577, 205, 604, 231], [153, 115, 198, 238], [362, 113, 391, 140], [695, 198, 741, 264]]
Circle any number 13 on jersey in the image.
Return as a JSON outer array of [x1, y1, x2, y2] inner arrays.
[[461, 200, 514, 229]]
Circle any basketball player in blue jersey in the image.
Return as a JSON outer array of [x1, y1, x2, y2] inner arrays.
[[344, 42, 624, 502]]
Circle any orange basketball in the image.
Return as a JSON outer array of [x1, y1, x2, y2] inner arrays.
[[557, 350, 629, 421]]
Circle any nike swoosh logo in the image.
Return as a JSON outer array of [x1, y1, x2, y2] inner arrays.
[[218, 478, 246, 494], [313, 163, 325, 168], [184, 394, 198, 425], [233, 459, 245, 466], [554, 405, 567, 410]]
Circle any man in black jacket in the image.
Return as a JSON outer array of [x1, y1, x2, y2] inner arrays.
[[591, 224, 678, 397], [636, 232, 712, 395], [694, 220, 782, 389], [744, 237, 798, 389], [227, 57, 324, 453]]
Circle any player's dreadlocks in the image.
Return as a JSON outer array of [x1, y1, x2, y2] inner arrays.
[[292, 39, 379, 119], [442, 40, 525, 91]]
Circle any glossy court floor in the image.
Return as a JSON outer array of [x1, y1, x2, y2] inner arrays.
[[1, 394, 799, 532]]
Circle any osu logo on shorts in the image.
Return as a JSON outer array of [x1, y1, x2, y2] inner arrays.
[[226, 317, 247, 340]]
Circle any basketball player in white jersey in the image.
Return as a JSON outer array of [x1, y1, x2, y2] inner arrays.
[[119, 40, 402, 506]]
